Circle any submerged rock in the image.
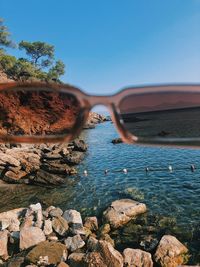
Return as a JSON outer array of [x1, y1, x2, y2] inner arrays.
[[103, 199, 147, 229], [112, 138, 123, 144], [154, 235, 189, 267], [123, 248, 153, 267]]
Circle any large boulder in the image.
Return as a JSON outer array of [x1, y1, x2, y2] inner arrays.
[[97, 240, 123, 267], [20, 226, 46, 250], [26, 241, 67, 265], [123, 248, 153, 267], [154, 235, 189, 267], [0, 208, 26, 232], [103, 199, 147, 228]]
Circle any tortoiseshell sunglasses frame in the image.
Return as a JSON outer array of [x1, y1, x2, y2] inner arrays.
[[0, 82, 200, 146]]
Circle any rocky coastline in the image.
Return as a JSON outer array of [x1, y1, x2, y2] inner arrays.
[[0, 199, 193, 267], [0, 139, 87, 186], [0, 111, 108, 186]]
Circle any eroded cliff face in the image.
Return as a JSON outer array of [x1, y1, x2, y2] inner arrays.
[[0, 90, 81, 136], [0, 71, 108, 137]]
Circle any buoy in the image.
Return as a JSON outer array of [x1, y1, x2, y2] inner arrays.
[[83, 170, 88, 176], [145, 167, 149, 172], [191, 164, 195, 172], [168, 165, 173, 172], [123, 168, 128, 174], [104, 169, 108, 175]]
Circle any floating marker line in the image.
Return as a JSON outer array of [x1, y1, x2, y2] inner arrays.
[[82, 164, 198, 176]]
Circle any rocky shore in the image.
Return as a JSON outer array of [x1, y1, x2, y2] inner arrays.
[[0, 199, 192, 267], [0, 111, 109, 185], [0, 139, 87, 185], [84, 112, 109, 129]]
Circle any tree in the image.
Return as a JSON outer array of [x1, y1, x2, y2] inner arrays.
[[48, 60, 65, 81], [0, 54, 38, 80], [0, 18, 15, 50], [19, 41, 54, 68], [0, 54, 17, 72]]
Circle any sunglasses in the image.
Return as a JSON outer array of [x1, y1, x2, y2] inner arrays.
[[0, 82, 200, 147]]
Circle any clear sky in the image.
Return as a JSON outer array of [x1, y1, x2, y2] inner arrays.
[[1, 0, 200, 96]]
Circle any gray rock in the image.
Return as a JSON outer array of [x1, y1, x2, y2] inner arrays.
[[49, 207, 63, 218], [103, 199, 147, 228], [52, 216, 69, 236], [0, 230, 9, 260], [29, 203, 43, 228], [123, 248, 153, 267], [43, 219, 53, 236], [63, 209, 85, 235], [64, 234, 85, 252], [63, 209, 83, 225], [154, 235, 189, 267], [20, 226, 46, 250]]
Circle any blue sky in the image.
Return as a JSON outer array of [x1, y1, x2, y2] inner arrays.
[[1, 0, 200, 96]]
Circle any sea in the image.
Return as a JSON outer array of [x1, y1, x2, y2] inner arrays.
[[0, 121, 200, 262]]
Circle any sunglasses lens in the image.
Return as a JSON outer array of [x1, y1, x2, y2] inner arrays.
[[119, 86, 200, 144], [0, 86, 81, 138]]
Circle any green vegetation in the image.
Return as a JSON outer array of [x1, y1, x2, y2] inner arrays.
[[0, 18, 65, 82]]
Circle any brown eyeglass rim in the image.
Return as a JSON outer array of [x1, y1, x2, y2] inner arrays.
[[0, 81, 200, 147]]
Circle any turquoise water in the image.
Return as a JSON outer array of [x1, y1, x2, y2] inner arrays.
[[0, 121, 200, 262]]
